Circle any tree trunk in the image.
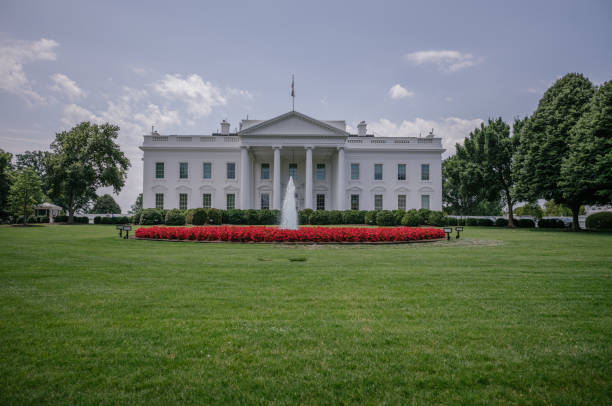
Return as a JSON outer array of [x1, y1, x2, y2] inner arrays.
[[571, 204, 581, 231], [505, 190, 515, 228], [68, 195, 74, 224]]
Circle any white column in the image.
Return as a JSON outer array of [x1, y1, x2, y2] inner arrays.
[[240, 146, 250, 209], [273, 146, 281, 209], [305, 146, 313, 209], [336, 147, 346, 210]]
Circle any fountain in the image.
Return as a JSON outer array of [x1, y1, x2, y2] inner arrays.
[[280, 176, 298, 230]]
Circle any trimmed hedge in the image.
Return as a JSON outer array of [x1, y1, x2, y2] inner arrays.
[[165, 209, 186, 226], [538, 218, 566, 228], [376, 210, 396, 226], [309, 210, 330, 225], [586, 212, 612, 230], [495, 218, 508, 227], [139, 209, 164, 225], [516, 218, 536, 228]]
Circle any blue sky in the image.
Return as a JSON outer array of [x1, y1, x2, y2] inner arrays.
[[1, 0, 610, 211]]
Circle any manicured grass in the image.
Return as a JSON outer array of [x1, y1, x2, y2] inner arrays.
[[0, 225, 611, 405]]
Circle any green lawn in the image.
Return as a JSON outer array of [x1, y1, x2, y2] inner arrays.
[[0, 225, 611, 405]]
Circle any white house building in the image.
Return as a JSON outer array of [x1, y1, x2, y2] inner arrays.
[[140, 111, 444, 212]]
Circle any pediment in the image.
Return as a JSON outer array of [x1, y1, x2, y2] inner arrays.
[[239, 111, 348, 137]]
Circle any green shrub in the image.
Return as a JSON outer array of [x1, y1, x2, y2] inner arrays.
[[495, 218, 508, 227], [94, 216, 102, 224], [516, 218, 536, 228], [191, 208, 208, 225], [457, 218, 466, 226], [309, 210, 330, 225], [257, 209, 277, 225], [376, 210, 396, 226], [54, 215, 68, 222], [207, 208, 223, 225], [184, 209, 197, 225], [478, 218, 494, 227], [392, 210, 405, 225], [165, 209, 186, 225], [585, 212, 612, 230], [341, 210, 363, 225], [245, 209, 259, 225], [26, 215, 36, 223], [328, 210, 343, 225], [364, 211, 378, 226], [39, 216, 49, 223], [299, 209, 313, 225], [401, 212, 420, 227], [444, 216, 458, 226], [227, 209, 246, 224], [466, 218, 479, 226], [538, 218, 566, 228], [428, 211, 446, 227], [418, 209, 432, 224], [139, 209, 163, 225]]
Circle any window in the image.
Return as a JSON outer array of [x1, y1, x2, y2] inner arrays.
[[398, 194, 406, 210], [261, 193, 270, 210], [289, 163, 298, 181], [398, 164, 406, 181], [179, 193, 188, 210], [227, 162, 236, 179], [316, 194, 325, 210], [351, 163, 360, 180], [179, 162, 188, 179], [261, 163, 270, 180], [203, 162, 212, 179], [155, 193, 164, 209], [202, 193, 211, 209], [351, 194, 359, 210], [226, 193, 235, 210], [155, 162, 165, 179], [374, 194, 383, 210], [316, 163, 326, 181], [421, 194, 430, 210], [374, 164, 383, 180], [421, 164, 430, 181]]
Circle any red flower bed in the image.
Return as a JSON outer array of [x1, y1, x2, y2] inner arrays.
[[135, 226, 445, 243]]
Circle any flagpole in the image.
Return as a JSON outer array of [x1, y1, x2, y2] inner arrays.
[[291, 74, 295, 111]]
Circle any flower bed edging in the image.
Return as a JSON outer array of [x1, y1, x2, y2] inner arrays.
[[134, 225, 445, 244]]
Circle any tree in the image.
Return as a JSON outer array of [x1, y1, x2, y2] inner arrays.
[[514, 73, 595, 230], [130, 193, 143, 214], [15, 150, 52, 196], [559, 80, 612, 223], [48, 122, 130, 223], [543, 200, 585, 217], [91, 194, 121, 214], [514, 202, 543, 219], [444, 118, 520, 224], [0, 149, 13, 219], [442, 154, 485, 215], [8, 168, 43, 225]]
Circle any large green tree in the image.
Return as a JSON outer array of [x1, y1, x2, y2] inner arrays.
[[48, 122, 130, 223], [15, 150, 52, 197], [91, 194, 122, 214], [442, 154, 485, 215], [513, 73, 595, 230], [444, 118, 520, 224], [559, 80, 612, 219], [0, 149, 13, 219], [8, 168, 43, 225]]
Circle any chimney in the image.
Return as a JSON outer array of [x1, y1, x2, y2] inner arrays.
[[357, 120, 367, 137], [220, 119, 230, 135]]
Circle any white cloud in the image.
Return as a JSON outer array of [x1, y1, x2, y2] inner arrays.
[[367, 117, 484, 157], [404, 50, 482, 73], [388, 84, 414, 99], [49, 73, 84, 100], [153, 74, 227, 117], [0, 37, 59, 104], [62, 104, 98, 126], [227, 87, 254, 100], [444, 96, 453, 102]]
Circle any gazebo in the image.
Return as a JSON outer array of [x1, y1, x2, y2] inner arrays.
[[34, 203, 63, 223]]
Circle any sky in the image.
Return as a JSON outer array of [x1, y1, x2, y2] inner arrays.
[[1, 0, 611, 212]]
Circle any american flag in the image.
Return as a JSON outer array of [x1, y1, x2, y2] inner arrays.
[[291, 75, 295, 97]]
